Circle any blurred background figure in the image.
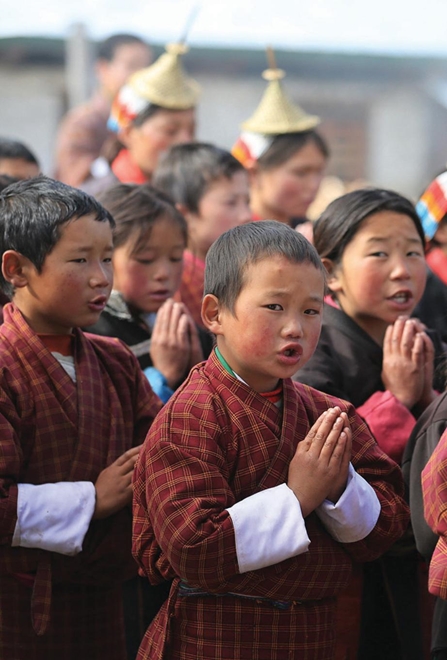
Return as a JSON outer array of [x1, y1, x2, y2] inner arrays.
[[54, 33, 152, 188], [83, 42, 199, 196], [0, 137, 40, 179], [232, 50, 328, 239]]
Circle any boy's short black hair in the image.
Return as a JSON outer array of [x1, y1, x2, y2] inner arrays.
[[153, 143, 245, 214], [0, 175, 114, 296], [204, 220, 325, 313], [0, 138, 39, 166], [97, 34, 148, 62], [97, 182, 187, 255]]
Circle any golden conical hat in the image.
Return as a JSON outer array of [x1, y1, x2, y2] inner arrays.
[[127, 43, 200, 110], [241, 67, 320, 135]]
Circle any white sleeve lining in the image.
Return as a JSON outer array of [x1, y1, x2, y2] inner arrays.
[[316, 464, 381, 543], [12, 481, 96, 555], [226, 483, 310, 573]]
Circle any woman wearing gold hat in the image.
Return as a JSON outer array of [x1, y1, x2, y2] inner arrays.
[[232, 53, 328, 234], [84, 43, 199, 195]]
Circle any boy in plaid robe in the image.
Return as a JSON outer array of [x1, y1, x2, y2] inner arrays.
[[133, 221, 410, 660], [0, 177, 162, 660]]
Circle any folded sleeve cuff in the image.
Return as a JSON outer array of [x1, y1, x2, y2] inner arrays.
[[316, 464, 381, 543], [226, 483, 310, 573], [12, 481, 96, 555]]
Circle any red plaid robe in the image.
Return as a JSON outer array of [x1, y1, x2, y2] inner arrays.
[[133, 351, 409, 660], [422, 428, 447, 599], [0, 304, 162, 660]]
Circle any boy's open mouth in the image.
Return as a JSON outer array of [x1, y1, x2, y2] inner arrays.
[[388, 291, 411, 304]]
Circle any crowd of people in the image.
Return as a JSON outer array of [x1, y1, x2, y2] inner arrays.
[[1, 30, 447, 660]]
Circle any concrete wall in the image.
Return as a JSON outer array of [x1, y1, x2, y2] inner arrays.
[[0, 66, 65, 175]]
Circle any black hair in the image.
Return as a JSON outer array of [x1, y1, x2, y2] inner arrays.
[[257, 130, 329, 171], [154, 142, 245, 214], [313, 187, 425, 265], [0, 175, 114, 296], [0, 138, 39, 166], [96, 182, 187, 255], [97, 33, 148, 62], [204, 220, 325, 312]]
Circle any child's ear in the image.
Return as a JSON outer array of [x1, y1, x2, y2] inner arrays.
[[118, 125, 133, 149], [246, 161, 259, 187], [321, 257, 343, 294], [201, 294, 223, 335], [2, 251, 31, 289], [176, 202, 197, 224]]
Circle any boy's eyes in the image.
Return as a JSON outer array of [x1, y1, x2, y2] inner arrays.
[[264, 304, 283, 311]]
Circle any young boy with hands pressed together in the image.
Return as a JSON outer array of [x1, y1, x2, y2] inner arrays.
[[133, 220, 410, 660], [0, 176, 161, 660]]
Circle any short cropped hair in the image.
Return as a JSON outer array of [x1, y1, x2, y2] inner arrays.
[[313, 187, 424, 265], [96, 182, 187, 255], [97, 34, 148, 62], [0, 175, 114, 296], [153, 143, 245, 214], [204, 220, 325, 312], [0, 138, 39, 166]]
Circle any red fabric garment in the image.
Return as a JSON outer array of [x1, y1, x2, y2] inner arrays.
[[133, 351, 409, 660], [422, 428, 447, 599], [357, 390, 416, 464], [175, 249, 206, 328], [0, 303, 162, 660], [111, 148, 149, 184], [426, 248, 447, 286]]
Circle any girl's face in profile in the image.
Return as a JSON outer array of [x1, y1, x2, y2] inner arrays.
[[112, 215, 185, 314], [327, 210, 427, 344]]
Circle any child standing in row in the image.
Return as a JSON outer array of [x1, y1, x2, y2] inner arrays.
[[133, 221, 409, 660], [86, 183, 213, 403], [0, 176, 161, 659], [153, 142, 251, 327], [295, 188, 442, 659]]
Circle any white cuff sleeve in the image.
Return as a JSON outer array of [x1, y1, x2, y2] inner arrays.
[[226, 483, 310, 573], [316, 464, 381, 543], [12, 482, 96, 555]]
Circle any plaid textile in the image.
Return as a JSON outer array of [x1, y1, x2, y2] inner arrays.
[[422, 428, 447, 599], [176, 249, 205, 328], [0, 303, 162, 660], [133, 351, 409, 659]]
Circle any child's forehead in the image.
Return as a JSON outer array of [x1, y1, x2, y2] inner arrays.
[[57, 213, 113, 242], [242, 255, 324, 284]]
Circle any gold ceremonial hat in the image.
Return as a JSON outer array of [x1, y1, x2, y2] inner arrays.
[[241, 49, 320, 135], [127, 42, 200, 110]]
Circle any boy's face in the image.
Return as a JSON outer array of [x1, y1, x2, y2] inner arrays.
[[204, 255, 324, 392], [10, 214, 113, 335], [186, 171, 251, 261]]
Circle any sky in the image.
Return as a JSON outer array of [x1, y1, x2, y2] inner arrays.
[[2, 0, 447, 57]]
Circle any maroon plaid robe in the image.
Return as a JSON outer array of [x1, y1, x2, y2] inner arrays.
[[0, 304, 162, 660], [422, 428, 447, 599], [133, 351, 409, 660]]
